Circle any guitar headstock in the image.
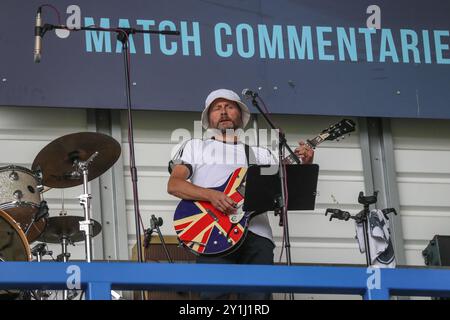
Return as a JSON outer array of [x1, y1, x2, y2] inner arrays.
[[307, 119, 356, 148], [319, 119, 356, 142], [284, 119, 357, 164]]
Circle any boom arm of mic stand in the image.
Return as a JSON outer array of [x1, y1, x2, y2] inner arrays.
[[40, 24, 180, 37]]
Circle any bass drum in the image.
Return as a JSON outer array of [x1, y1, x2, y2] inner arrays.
[[0, 209, 31, 299], [0, 165, 46, 243]]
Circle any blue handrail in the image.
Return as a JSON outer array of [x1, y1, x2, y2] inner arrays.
[[1, 262, 449, 300]]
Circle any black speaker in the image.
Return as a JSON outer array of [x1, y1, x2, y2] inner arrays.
[[422, 235, 450, 266]]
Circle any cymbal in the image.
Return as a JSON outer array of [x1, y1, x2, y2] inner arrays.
[[32, 132, 121, 188], [38, 215, 102, 244]]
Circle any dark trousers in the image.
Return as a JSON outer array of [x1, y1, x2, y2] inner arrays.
[[196, 231, 275, 300]]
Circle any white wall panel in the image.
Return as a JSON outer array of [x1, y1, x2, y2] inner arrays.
[[392, 118, 450, 266]]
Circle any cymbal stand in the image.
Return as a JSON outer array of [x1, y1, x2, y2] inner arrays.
[[73, 151, 99, 263], [56, 236, 72, 300], [31, 243, 53, 300]]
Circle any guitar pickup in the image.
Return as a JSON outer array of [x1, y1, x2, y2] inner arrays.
[[206, 209, 219, 222]]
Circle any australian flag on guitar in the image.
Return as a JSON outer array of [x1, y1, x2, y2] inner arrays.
[[173, 167, 253, 256]]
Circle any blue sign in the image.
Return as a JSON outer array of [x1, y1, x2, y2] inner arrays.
[[1, 0, 449, 119]]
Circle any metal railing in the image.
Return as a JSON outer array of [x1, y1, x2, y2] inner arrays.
[[1, 262, 450, 300]]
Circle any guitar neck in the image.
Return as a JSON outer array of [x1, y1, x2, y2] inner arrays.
[[283, 133, 328, 164]]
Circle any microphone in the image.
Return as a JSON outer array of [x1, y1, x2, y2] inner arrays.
[[150, 215, 163, 228], [144, 215, 163, 248], [242, 88, 258, 99], [34, 8, 42, 63]]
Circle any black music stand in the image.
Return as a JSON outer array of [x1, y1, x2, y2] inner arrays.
[[243, 164, 319, 212]]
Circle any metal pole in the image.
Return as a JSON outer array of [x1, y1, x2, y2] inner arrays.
[[79, 166, 93, 263], [62, 237, 69, 300], [278, 136, 294, 301], [120, 40, 144, 264], [362, 214, 372, 267]]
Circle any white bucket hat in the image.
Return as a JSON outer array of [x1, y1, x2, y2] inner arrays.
[[201, 89, 251, 129]]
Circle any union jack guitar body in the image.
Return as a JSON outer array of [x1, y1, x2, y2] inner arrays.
[[173, 167, 252, 256], [173, 119, 356, 256]]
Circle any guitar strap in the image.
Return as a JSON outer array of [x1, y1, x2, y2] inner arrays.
[[244, 143, 257, 167]]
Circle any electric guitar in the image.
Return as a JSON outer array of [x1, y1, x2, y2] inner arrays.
[[173, 119, 356, 256]]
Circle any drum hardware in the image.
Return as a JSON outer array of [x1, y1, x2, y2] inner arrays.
[[30, 243, 54, 300], [34, 167, 46, 194], [31, 242, 53, 262], [56, 237, 73, 263], [37, 215, 102, 298], [9, 171, 19, 181], [37, 215, 102, 244], [0, 165, 47, 243], [58, 236, 73, 301], [28, 243, 55, 300], [75, 151, 98, 263], [32, 290, 53, 301], [65, 289, 79, 301], [32, 132, 120, 263], [37, 215, 102, 300], [40, 186, 51, 193], [33, 166, 43, 180], [0, 131, 117, 299], [24, 200, 49, 238]]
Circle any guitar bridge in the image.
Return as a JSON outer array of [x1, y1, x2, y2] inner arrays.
[[186, 240, 206, 247]]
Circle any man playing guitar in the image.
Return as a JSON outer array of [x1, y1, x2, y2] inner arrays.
[[167, 89, 314, 300]]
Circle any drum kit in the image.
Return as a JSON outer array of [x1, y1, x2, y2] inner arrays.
[[0, 132, 121, 300]]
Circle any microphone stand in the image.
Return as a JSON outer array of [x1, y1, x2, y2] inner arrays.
[[144, 215, 173, 263], [37, 23, 180, 266], [248, 94, 299, 300]]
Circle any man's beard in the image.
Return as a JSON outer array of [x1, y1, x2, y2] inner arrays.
[[217, 119, 241, 133], [219, 125, 239, 134]]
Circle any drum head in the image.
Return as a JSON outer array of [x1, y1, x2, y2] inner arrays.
[[0, 210, 31, 262], [0, 210, 31, 300], [1, 205, 46, 243]]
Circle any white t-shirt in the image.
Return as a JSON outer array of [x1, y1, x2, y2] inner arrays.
[[170, 138, 277, 242]]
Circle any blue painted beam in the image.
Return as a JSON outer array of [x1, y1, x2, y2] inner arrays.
[[0, 262, 449, 300], [86, 282, 112, 300]]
